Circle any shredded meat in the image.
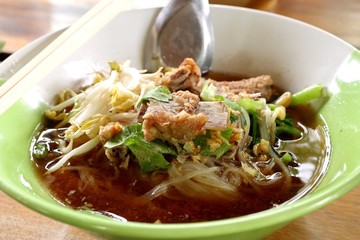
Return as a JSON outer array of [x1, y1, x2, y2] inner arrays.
[[209, 75, 275, 101], [156, 58, 203, 94]]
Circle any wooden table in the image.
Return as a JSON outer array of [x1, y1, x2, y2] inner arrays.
[[0, 0, 359, 239]]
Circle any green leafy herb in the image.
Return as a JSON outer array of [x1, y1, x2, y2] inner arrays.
[[193, 128, 232, 159], [276, 125, 302, 136], [238, 98, 264, 115], [275, 118, 302, 137], [250, 114, 260, 146], [33, 143, 49, 159], [229, 113, 239, 123], [200, 82, 218, 101], [105, 124, 176, 172], [281, 152, 293, 164], [267, 103, 278, 111], [215, 95, 264, 115], [290, 83, 325, 106], [223, 98, 243, 112], [137, 85, 172, 107], [288, 166, 299, 175], [214, 95, 240, 111], [124, 138, 171, 172]]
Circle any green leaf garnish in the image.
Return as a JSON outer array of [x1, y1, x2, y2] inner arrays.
[[288, 166, 299, 175], [281, 152, 293, 164], [33, 143, 49, 159], [290, 83, 325, 106], [137, 85, 172, 107], [193, 128, 232, 159], [200, 82, 218, 101], [215, 95, 264, 115], [105, 124, 176, 172], [250, 114, 260, 146], [275, 118, 302, 137], [237, 98, 264, 115]]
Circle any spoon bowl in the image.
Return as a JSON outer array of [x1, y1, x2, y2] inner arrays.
[[143, 0, 214, 73]]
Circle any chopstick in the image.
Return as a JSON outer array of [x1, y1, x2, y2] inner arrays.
[[0, 0, 136, 116]]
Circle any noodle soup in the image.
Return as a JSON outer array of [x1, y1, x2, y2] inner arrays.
[[31, 59, 329, 223]]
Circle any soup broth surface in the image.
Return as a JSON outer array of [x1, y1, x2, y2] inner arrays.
[[32, 105, 329, 223]]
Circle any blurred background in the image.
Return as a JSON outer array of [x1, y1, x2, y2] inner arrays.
[[0, 0, 359, 57], [0, 0, 359, 239]]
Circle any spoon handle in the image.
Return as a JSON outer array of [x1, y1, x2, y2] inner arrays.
[[156, 0, 211, 29]]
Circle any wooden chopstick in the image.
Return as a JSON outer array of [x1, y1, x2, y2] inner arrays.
[[0, 0, 137, 116]]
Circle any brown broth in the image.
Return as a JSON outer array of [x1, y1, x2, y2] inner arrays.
[[31, 106, 329, 223], [33, 148, 304, 223]]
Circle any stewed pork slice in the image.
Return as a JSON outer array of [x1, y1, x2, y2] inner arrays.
[[141, 90, 229, 143], [155, 58, 203, 95], [208, 75, 275, 101]]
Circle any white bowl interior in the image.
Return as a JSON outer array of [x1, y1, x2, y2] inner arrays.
[[1, 6, 352, 100]]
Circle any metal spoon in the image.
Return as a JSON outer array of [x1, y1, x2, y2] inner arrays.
[[143, 0, 214, 74]]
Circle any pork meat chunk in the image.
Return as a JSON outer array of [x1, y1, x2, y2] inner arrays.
[[142, 91, 207, 143], [209, 75, 275, 101], [141, 90, 229, 144], [156, 58, 202, 95]]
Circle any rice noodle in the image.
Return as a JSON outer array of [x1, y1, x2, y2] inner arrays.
[[259, 107, 271, 142], [268, 147, 292, 187], [144, 161, 239, 201], [252, 172, 283, 186], [220, 161, 261, 192], [262, 158, 276, 173]]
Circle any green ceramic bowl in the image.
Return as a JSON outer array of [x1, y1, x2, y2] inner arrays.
[[0, 4, 359, 240]]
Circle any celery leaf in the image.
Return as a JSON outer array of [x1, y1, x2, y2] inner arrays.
[[137, 85, 172, 107], [105, 124, 175, 172]]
